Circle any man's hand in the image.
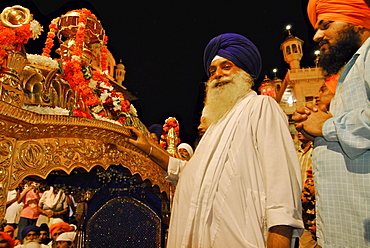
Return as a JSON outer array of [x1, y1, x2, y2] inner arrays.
[[301, 109, 332, 137], [125, 126, 152, 154], [292, 103, 318, 123], [267, 225, 293, 248]]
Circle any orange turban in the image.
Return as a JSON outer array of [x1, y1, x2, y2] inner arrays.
[[307, 0, 370, 29], [49, 222, 71, 236], [324, 74, 339, 94], [4, 225, 14, 232], [0, 232, 14, 248]]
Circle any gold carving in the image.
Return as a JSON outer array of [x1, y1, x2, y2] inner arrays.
[[18, 141, 45, 169], [0, 137, 14, 218], [0, 102, 170, 197], [0, 5, 32, 28]]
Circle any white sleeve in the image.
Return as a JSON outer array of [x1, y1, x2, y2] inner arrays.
[[165, 156, 188, 186]]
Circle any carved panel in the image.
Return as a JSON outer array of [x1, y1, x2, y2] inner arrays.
[[0, 101, 169, 195], [0, 136, 16, 218]]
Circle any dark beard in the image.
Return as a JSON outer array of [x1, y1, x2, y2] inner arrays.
[[319, 25, 361, 77]]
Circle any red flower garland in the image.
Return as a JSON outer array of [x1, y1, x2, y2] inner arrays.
[[0, 23, 32, 64], [41, 18, 58, 57]]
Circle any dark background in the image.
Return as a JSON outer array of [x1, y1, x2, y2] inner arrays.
[[1, 0, 316, 146]]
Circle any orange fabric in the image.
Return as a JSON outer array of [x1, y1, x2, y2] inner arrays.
[[4, 225, 14, 232], [324, 74, 339, 94], [307, 0, 370, 29], [49, 222, 71, 236], [0, 232, 15, 248]]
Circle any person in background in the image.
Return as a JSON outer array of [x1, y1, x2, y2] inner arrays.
[[300, 79, 334, 248], [148, 124, 163, 144], [37, 186, 68, 227], [55, 232, 76, 248], [5, 182, 24, 230], [38, 224, 50, 245], [3, 226, 20, 246], [48, 223, 71, 248], [15, 225, 39, 247], [176, 143, 194, 161], [0, 232, 14, 248], [17, 180, 41, 241], [127, 33, 303, 247], [293, 0, 370, 246]]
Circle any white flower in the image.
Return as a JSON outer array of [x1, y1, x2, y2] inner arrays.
[[100, 90, 110, 103], [91, 105, 104, 113], [71, 55, 81, 62], [26, 54, 59, 70], [22, 105, 69, 115], [89, 79, 98, 89], [99, 82, 114, 91], [129, 104, 137, 116], [91, 113, 122, 126], [30, 20, 43, 40]]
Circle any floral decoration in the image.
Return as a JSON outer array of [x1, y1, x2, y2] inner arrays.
[[0, 23, 32, 65], [42, 8, 131, 124], [160, 117, 181, 149], [41, 17, 58, 57]]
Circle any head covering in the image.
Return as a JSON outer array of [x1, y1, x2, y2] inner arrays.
[[4, 225, 14, 232], [0, 232, 14, 248], [307, 0, 370, 29], [148, 124, 163, 140], [324, 74, 339, 94], [22, 225, 39, 240], [178, 143, 194, 158], [305, 166, 314, 184], [69, 224, 77, 231], [50, 218, 64, 225], [203, 33, 262, 81], [39, 223, 49, 233], [49, 222, 71, 236], [56, 232, 76, 242]]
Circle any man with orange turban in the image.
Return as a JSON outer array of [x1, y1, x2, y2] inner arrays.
[[48, 223, 71, 248], [0, 232, 14, 248], [293, 0, 370, 247]]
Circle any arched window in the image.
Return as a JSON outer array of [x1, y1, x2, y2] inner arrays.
[[292, 44, 298, 53], [286, 46, 291, 55]]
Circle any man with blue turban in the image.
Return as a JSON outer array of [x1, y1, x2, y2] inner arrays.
[[127, 33, 303, 247]]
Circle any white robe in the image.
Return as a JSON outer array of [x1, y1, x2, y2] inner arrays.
[[167, 91, 303, 248]]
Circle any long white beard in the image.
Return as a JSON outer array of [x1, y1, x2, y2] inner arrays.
[[204, 70, 253, 126]]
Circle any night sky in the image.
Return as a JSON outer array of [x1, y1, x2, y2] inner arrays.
[[1, 0, 317, 145]]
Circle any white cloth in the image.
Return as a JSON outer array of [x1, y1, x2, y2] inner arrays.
[[5, 189, 24, 224], [39, 187, 64, 209], [166, 91, 303, 248]]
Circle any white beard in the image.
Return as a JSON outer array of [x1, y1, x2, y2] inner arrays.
[[204, 70, 253, 126]]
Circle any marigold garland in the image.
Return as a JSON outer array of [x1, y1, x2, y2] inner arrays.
[[3, 7, 133, 125], [41, 18, 58, 57], [0, 23, 32, 65]]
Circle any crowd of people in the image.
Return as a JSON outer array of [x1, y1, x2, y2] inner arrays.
[[2, 0, 370, 247], [128, 0, 370, 247], [1, 178, 78, 248]]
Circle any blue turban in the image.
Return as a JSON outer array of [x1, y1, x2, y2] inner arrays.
[[22, 225, 39, 240], [203, 33, 262, 81], [148, 124, 163, 140]]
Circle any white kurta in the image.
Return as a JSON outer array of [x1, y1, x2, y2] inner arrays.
[[167, 91, 303, 248]]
